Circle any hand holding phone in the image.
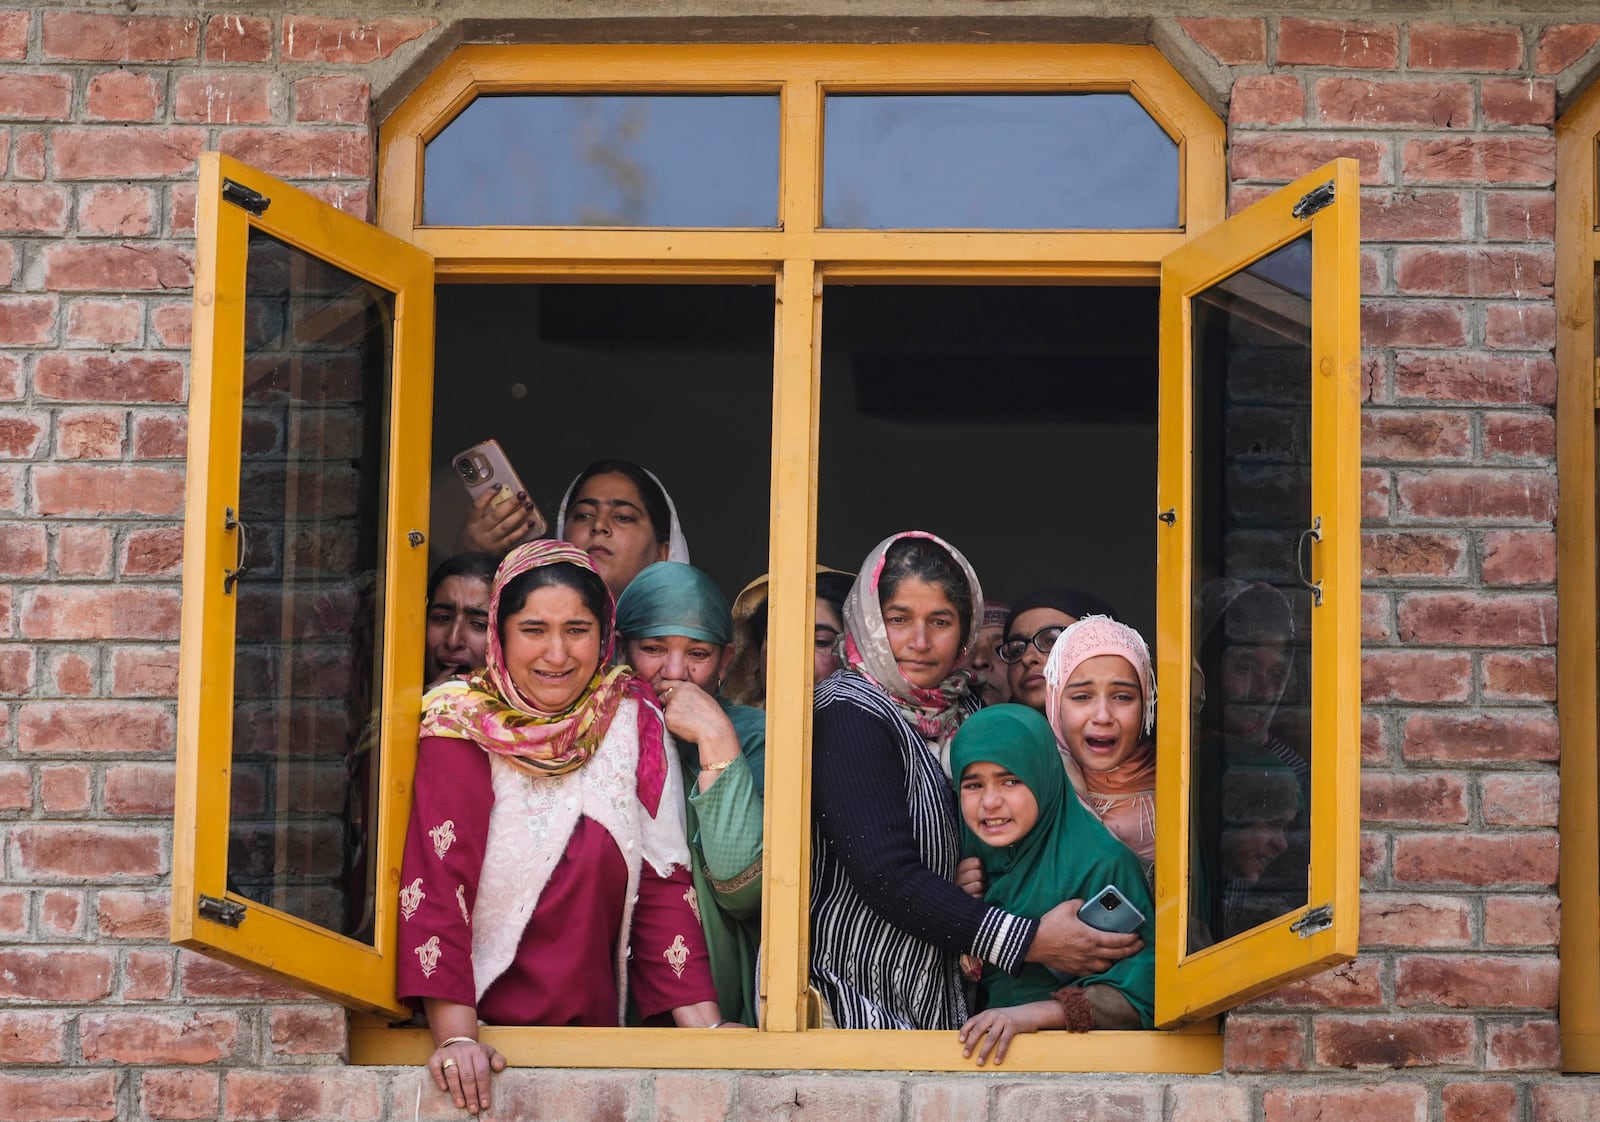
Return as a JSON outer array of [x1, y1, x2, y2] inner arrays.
[[452, 439, 548, 549], [1077, 884, 1145, 934]]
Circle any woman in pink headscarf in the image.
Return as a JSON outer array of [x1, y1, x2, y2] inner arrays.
[[1042, 616, 1158, 873]]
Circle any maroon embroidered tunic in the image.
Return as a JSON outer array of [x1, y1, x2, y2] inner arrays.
[[397, 735, 715, 1024]]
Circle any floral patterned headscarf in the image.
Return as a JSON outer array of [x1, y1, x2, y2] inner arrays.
[[419, 540, 667, 813], [841, 530, 984, 754]]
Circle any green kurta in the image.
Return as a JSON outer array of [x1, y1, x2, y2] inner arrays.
[[679, 698, 766, 1026]]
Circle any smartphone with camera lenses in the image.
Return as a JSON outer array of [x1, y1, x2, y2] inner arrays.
[[450, 439, 548, 541], [1077, 883, 1145, 934]]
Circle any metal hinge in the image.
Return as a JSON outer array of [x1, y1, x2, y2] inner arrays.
[[1291, 181, 1335, 221], [222, 178, 270, 216], [1157, 508, 1177, 527], [1289, 903, 1333, 938], [198, 894, 247, 927]]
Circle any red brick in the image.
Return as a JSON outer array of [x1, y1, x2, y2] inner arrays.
[[0, 1011, 67, 1063], [1485, 895, 1560, 947], [0, 948, 114, 1002], [1395, 247, 1553, 300], [1363, 592, 1393, 641], [1362, 712, 1391, 764], [0, 355, 21, 400], [42, 14, 198, 61], [1316, 77, 1471, 128], [0, 464, 19, 513], [85, 70, 162, 122], [204, 14, 271, 63], [1263, 1083, 1425, 1122], [1363, 531, 1467, 581], [0, 296, 55, 347], [0, 890, 22, 934], [1395, 353, 1554, 407], [0, 12, 27, 61], [299, 181, 372, 221], [1252, 959, 1385, 1010], [56, 409, 127, 458], [1222, 1015, 1305, 1072], [179, 952, 307, 1001], [141, 1071, 220, 1121], [1363, 772, 1466, 824], [988, 1083, 1165, 1122], [124, 949, 175, 1001], [1360, 189, 1465, 242], [1229, 75, 1303, 126], [39, 764, 90, 812], [1278, 19, 1400, 68], [1443, 1081, 1519, 1122], [1399, 954, 1558, 1010], [150, 305, 192, 348], [217, 128, 371, 180], [20, 586, 180, 641], [0, 72, 70, 119], [0, 1072, 117, 1122], [97, 888, 171, 938], [109, 646, 180, 697], [280, 17, 435, 64], [1482, 773, 1559, 828], [1395, 469, 1555, 522], [80, 1011, 238, 1065], [1484, 303, 1556, 352], [1403, 137, 1555, 187], [293, 75, 369, 125], [173, 73, 272, 125], [1485, 413, 1555, 463], [104, 760, 176, 814], [1393, 832, 1557, 887], [1481, 529, 1555, 587], [1481, 653, 1556, 703], [0, 762, 29, 809], [36, 353, 183, 404], [11, 129, 42, 179], [19, 701, 172, 755], [1490, 1017, 1558, 1070], [1536, 24, 1600, 75], [224, 1069, 385, 1121], [1482, 78, 1555, 128], [168, 181, 197, 235], [0, 184, 68, 233], [1362, 409, 1471, 461], [41, 888, 82, 934], [1360, 894, 1471, 948], [1313, 1014, 1475, 1068], [1362, 302, 1467, 349], [121, 527, 184, 578], [133, 414, 186, 459], [51, 127, 205, 180], [0, 412, 45, 458], [268, 1007, 347, 1056], [0, 522, 44, 574], [1362, 650, 1471, 704], [65, 300, 141, 347], [33, 464, 183, 516], [1403, 712, 1558, 764], [47, 649, 95, 696], [42, 243, 193, 292], [1409, 23, 1524, 71], [12, 824, 164, 880], [1231, 134, 1389, 185], [77, 184, 156, 237], [1396, 592, 1554, 646], [655, 1073, 738, 1122], [1179, 17, 1266, 64], [0, 648, 31, 695]]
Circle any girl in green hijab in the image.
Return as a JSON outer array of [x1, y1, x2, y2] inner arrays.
[[950, 704, 1155, 1065]]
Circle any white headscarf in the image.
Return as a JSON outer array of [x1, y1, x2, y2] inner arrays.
[[554, 464, 691, 564]]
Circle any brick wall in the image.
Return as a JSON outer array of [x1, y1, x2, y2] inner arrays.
[[2, 7, 1599, 1120]]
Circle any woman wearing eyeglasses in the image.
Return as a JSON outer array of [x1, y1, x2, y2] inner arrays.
[[999, 588, 1119, 712]]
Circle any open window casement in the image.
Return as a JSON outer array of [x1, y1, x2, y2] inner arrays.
[[173, 153, 434, 1017], [1153, 158, 1362, 1026]]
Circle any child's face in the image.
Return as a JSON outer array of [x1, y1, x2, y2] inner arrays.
[[1056, 654, 1145, 775], [959, 761, 1040, 848]]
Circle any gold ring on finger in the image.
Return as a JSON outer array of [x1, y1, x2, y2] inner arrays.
[[441, 1058, 458, 1070]]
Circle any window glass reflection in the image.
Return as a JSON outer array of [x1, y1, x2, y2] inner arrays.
[[423, 95, 780, 227], [823, 94, 1179, 229]]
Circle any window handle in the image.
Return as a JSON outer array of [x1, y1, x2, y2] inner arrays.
[[1296, 516, 1323, 607], [223, 506, 248, 594]]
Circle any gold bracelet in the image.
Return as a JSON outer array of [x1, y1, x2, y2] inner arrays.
[[701, 758, 735, 772], [437, 1036, 478, 1049]]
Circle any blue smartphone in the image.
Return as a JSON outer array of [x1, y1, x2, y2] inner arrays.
[[1078, 884, 1145, 934]]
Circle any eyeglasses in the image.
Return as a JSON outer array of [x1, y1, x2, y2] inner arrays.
[[996, 625, 1066, 665]]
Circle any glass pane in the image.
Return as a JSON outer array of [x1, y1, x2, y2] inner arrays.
[[1187, 234, 1315, 954], [823, 93, 1179, 229], [230, 229, 394, 944], [422, 95, 780, 227]]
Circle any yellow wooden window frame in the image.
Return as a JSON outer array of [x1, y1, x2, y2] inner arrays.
[[1153, 159, 1362, 1024], [1556, 78, 1600, 1073], [177, 44, 1360, 1073], [172, 152, 434, 1017]]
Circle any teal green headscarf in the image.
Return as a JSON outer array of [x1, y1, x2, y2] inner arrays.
[[615, 561, 733, 645], [949, 704, 1155, 1025]]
